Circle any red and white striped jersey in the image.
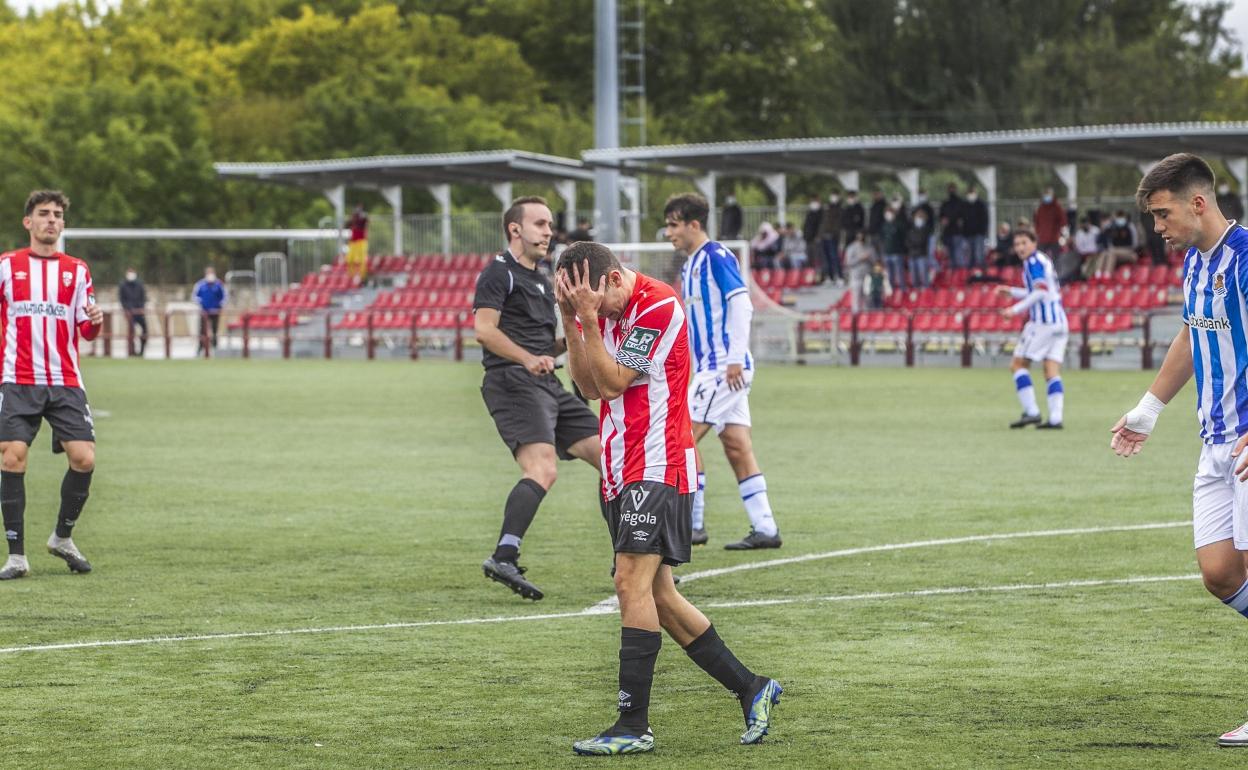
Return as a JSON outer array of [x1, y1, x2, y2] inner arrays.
[[0, 248, 100, 387], [597, 272, 696, 500]]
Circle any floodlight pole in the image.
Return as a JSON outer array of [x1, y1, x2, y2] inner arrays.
[[594, 0, 621, 243]]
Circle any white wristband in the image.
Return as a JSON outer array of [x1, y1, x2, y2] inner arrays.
[[1124, 392, 1166, 435]]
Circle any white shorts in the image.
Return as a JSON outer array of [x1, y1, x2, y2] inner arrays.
[[688, 369, 752, 433], [1192, 442, 1248, 550], [1015, 321, 1068, 363]]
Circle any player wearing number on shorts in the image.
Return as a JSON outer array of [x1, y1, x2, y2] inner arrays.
[[0, 190, 103, 580]]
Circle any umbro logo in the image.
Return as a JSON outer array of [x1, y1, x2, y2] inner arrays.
[[633, 530, 649, 541]]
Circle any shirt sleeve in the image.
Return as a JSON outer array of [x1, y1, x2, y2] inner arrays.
[[614, 297, 681, 376], [472, 263, 510, 312], [76, 264, 100, 340], [707, 248, 747, 300], [1026, 259, 1047, 288]]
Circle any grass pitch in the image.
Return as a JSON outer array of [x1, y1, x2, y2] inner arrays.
[[0, 358, 1239, 768]]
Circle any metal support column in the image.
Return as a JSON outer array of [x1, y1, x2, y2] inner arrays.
[[694, 172, 718, 239], [836, 171, 860, 194], [620, 177, 642, 244], [427, 183, 452, 257], [593, 0, 621, 243], [380, 185, 403, 255], [1054, 163, 1077, 205], [324, 184, 346, 255], [896, 168, 920, 204], [974, 165, 998, 248], [491, 182, 513, 211], [762, 173, 787, 227], [1227, 157, 1248, 221], [555, 179, 577, 231]]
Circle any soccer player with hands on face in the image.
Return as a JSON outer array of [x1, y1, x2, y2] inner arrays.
[[553, 242, 780, 757], [1109, 153, 1248, 747]]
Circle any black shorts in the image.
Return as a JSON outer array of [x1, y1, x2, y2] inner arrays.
[[605, 481, 693, 567], [481, 366, 598, 460], [0, 384, 95, 454]]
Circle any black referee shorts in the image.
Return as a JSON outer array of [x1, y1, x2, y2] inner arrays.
[[605, 481, 693, 567], [481, 366, 598, 460], [0, 383, 96, 454]]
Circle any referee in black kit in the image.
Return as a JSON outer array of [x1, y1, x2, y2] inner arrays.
[[473, 196, 600, 601]]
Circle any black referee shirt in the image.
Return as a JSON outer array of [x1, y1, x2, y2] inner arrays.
[[472, 250, 558, 370]]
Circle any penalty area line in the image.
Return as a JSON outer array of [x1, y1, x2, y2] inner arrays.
[[0, 574, 1200, 656]]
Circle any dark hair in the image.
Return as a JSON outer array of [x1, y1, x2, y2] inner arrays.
[[663, 192, 709, 230], [25, 190, 69, 217], [502, 195, 549, 237], [1136, 153, 1215, 211], [1012, 227, 1037, 243], [556, 241, 621, 287]]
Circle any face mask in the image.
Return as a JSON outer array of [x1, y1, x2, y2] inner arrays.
[[829, 195, 840, 204], [967, 193, 977, 202], [1219, 185, 1231, 195], [206, 274, 217, 283], [1115, 217, 1127, 226], [726, 196, 737, 205], [809, 201, 820, 210], [847, 197, 858, 205], [1042, 194, 1054, 204], [884, 213, 895, 222], [125, 272, 137, 281], [914, 218, 926, 227]]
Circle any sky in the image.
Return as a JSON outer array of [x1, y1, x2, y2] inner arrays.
[[6, 0, 1248, 71]]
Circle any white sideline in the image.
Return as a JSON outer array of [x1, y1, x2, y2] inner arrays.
[[0, 572, 1199, 655], [584, 520, 1189, 613]]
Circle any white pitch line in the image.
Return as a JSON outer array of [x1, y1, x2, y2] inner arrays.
[[584, 520, 1189, 613], [0, 572, 1199, 655]]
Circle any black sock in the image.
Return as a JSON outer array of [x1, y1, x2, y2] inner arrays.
[[2, 470, 25, 556], [683, 625, 759, 702], [56, 468, 92, 539], [607, 627, 661, 736], [492, 478, 546, 563]]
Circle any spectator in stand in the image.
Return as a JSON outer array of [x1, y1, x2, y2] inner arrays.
[[818, 192, 844, 284], [993, 222, 1018, 268], [801, 197, 823, 263], [867, 189, 887, 249], [567, 218, 593, 243], [845, 230, 877, 312], [1070, 217, 1101, 282], [779, 222, 807, 269], [1139, 209, 1169, 266], [964, 187, 989, 269], [940, 183, 967, 268], [119, 267, 147, 356], [907, 208, 934, 288], [750, 221, 781, 269], [1217, 181, 1244, 223], [118, 266, 147, 357], [193, 265, 226, 354], [840, 190, 866, 255], [880, 206, 907, 292], [346, 203, 369, 282], [1090, 210, 1139, 281], [720, 194, 743, 240], [1033, 187, 1067, 264], [865, 261, 892, 310]]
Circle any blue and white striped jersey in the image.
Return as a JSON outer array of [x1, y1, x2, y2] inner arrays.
[[1183, 222, 1248, 445], [679, 240, 752, 373], [1021, 251, 1067, 330]]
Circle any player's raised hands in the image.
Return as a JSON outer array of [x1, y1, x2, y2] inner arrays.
[[557, 259, 605, 321], [1110, 414, 1151, 457], [994, 285, 1014, 298]]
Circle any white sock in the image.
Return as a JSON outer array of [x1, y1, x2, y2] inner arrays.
[[1014, 370, 1039, 417], [691, 472, 706, 530], [1046, 377, 1064, 425], [738, 474, 777, 536], [4, 554, 28, 567]]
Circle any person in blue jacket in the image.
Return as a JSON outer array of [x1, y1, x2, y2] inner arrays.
[[192, 265, 227, 354]]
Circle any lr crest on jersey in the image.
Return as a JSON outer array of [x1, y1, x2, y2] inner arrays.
[[622, 326, 661, 357], [62, 271, 73, 287]]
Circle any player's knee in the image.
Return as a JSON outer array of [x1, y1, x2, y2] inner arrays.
[[613, 572, 652, 605], [69, 449, 95, 473], [1, 445, 27, 472], [1202, 569, 1245, 600], [526, 465, 557, 490]]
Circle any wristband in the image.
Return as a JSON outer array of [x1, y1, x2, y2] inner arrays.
[[1124, 391, 1166, 435]]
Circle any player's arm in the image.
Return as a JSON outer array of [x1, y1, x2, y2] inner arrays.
[[559, 314, 601, 402], [556, 263, 639, 401], [76, 267, 102, 340], [723, 293, 752, 390], [1110, 329, 1192, 457], [473, 309, 554, 375]]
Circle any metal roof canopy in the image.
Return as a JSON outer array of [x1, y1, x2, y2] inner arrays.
[[582, 122, 1248, 238], [214, 149, 595, 256]]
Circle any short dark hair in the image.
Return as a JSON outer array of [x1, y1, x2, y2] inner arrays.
[[556, 241, 621, 287], [1013, 227, 1037, 243], [1136, 153, 1215, 211], [663, 193, 709, 230], [25, 190, 69, 217], [502, 195, 549, 237]]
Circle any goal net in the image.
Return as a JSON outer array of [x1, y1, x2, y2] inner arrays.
[[598, 240, 803, 364]]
